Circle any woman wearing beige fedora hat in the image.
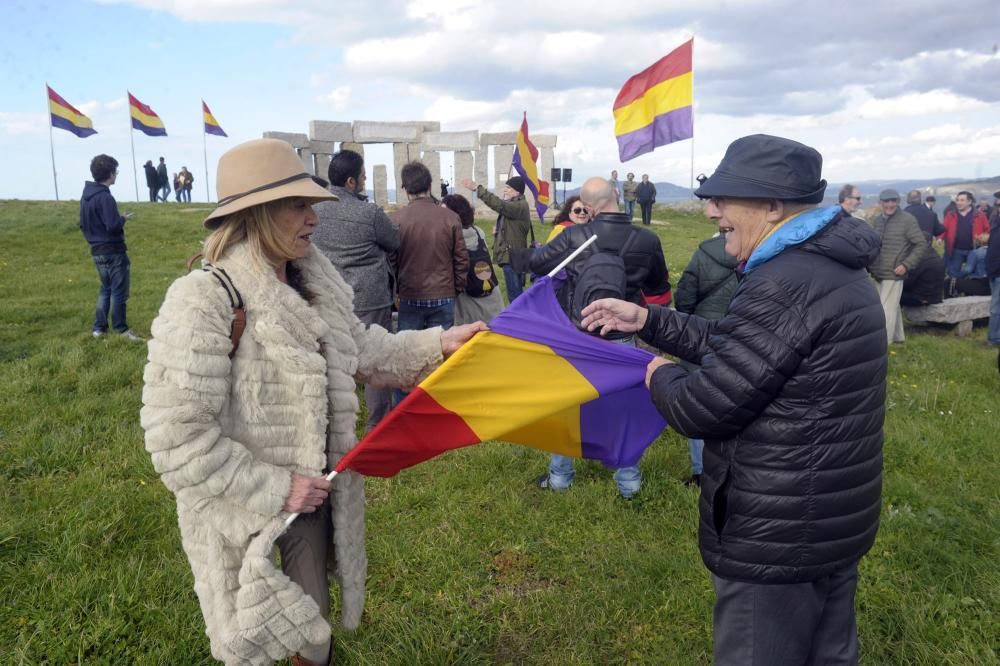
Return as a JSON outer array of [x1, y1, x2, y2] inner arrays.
[[140, 138, 486, 666]]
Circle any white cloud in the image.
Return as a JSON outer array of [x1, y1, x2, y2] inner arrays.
[[318, 86, 352, 111], [857, 89, 988, 120], [0, 112, 47, 135]]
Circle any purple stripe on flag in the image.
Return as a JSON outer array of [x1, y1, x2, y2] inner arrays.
[[580, 385, 665, 467], [489, 275, 656, 395], [617, 105, 692, 162], [51, 115, 96, 138], [205, 124, 228, 137], [132, 117, 167, 136]]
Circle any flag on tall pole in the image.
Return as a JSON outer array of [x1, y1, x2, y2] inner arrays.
[[128, 92, 167, 136], [202, 100, 228, 202], [331, 272, 666, 478], [47, 86, 97, 138], [202, 100, 227, 137], [511, 112, 551, 222], [613, 38, 693, 162]]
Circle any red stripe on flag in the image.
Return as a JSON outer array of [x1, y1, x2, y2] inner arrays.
[[128, 92, 160, 118], [334, 388, 481, 477], [518, 112, 539, 162], [613, 39, 692, 110], [47, 86, 84, 115]]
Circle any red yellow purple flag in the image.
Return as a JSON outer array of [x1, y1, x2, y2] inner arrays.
[[511, 112, 551, 222], [47, 85, 96, 138], [333, 273, 666, 478], [613, 39, 693, 162], [203, 100, 227, 137], [128, 91, 167, 136]]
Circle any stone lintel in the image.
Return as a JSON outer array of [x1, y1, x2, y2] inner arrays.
[[262, 131, 309, 148], [308, 120, 353, 143], [420, 130, 479, 152], [353, 121, 421, 144], [480, 131, 517, 146]]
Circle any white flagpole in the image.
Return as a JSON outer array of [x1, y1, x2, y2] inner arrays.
[[202, 121, 210, 203], [46, 84, 59, 201], [128, 93, 139, 202], [689, 36, 695, 198], [548, 233, 598, 277], [284, 469, 340, 528]]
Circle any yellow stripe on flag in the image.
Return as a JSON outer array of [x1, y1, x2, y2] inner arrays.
[[130, 106, 164, 129], [421, 332, 598, 457], [49, 101, 93, 128], [613, 71, 693, 137]]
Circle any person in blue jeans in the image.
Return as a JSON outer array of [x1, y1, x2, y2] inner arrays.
[[391, 161, 469, 404], [79, 154, 143, 341]]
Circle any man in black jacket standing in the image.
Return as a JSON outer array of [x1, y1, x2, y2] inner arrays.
[[986, 201, 1000, 370], [582, 135, 885, 665], [529, 176, 670, 499]]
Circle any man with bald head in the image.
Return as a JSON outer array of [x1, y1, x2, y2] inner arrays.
[[528, 176, 671, 498]]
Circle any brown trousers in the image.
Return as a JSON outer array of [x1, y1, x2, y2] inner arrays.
[[276, 499, 331, 619]]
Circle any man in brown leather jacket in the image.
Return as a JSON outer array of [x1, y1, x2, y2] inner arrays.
[[392, 161, 469, 333]]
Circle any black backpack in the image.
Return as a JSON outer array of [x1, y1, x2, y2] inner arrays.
[[570, 227, 639, 333], [465, 227, 499, 298]]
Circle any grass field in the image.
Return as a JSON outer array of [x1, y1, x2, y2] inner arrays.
[[1, 199, 997, 665]]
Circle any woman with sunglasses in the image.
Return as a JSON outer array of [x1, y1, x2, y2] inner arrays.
[[545, 195, 591, 242]]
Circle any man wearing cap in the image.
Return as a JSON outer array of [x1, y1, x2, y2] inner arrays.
[[581, 134, 885, 665], [460, 175, 532, 303], [870, 189, 926, 344], [312, 149, 400, 433]]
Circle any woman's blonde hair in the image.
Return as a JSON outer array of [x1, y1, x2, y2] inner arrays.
[[202, 199, 297, 268]]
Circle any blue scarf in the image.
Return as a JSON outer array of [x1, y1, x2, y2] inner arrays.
[[744, 206, 841, 274]]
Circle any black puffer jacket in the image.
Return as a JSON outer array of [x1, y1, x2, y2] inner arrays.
[[642, 211, 886, 583], [674, 234, 739, 320]]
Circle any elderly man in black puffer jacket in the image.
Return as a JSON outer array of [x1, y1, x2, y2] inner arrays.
[[582, 134, 886, 666]]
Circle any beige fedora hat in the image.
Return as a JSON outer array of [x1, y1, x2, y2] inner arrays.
[[204, 138, 337, 229]]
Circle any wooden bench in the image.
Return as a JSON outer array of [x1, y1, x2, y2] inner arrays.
[[903, 295, 992, 337]]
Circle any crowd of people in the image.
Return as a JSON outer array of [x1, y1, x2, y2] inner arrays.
[[142, 156, 194, 202], [73, 133, 999, 665]]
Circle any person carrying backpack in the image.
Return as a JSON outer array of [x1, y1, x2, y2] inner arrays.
[[443, 194, 504, 325], [528, 176, 671, 498]]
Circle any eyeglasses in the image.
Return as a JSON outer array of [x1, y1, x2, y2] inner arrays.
[[571, 207, 588, 215], [850, 196, 862, 201]]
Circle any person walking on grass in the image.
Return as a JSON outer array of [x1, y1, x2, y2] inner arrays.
[[157, 156, 170, 202], [582, 134, 885, 665], [143, 159, 159, 203], [636, 174, 657, 226], [870, 189, 925, 344], [79, 154, 142, 342]]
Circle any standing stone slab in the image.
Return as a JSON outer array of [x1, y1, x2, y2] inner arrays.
[[341, 142, 364, 159], [494, 145, 515, 179], [454, 151, 474, 200], [315, 154, 331, 181], [297, 148, 314, 175], [308, 120, 353, 143], [420, 150, 441, 200], [309, 140, 336, 155], [473, 148, 488, 188], [420, 131, 479, 152], [373, 164, 388, 207], [392, 143, 410, 199], [354, 121, 420, 144], [540, 147, 555, 187], [262, 131, 309, 148]]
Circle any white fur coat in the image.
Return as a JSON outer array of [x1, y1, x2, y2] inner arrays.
[[141, 242, 442, 665]]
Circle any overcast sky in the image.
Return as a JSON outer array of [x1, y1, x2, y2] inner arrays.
[[2, 0, 999, 202]]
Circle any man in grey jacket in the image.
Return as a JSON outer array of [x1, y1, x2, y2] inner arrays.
[[870, 188, 926, 344], [313, 150, 400, 431]]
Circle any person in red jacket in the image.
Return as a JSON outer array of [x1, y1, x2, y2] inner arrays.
[[940, 191, 989, 278]]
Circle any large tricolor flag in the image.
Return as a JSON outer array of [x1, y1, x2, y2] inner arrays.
[[511, 112, 551, 222], [47, 85, 96, 138], [128, 92, 167, 136], [613, 38, 693, 162], [202, 100, 228, 137], [334, 274, 666, 478]]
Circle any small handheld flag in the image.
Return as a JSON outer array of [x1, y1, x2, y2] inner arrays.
[[47, 86, 96, 138], [203, 100, 227, 137], [613, 39, 693, 162], [128, 92, 167, 136], [511, 112, 551, 222]]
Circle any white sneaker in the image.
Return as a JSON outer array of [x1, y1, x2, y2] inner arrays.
[[92, 330, 105, 338], [119, 329, 145, 342]]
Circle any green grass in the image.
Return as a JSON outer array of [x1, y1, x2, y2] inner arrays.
[[1, 199, 997, 664]]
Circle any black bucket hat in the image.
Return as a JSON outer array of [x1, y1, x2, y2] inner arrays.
[[694, 134, 827, 204]]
